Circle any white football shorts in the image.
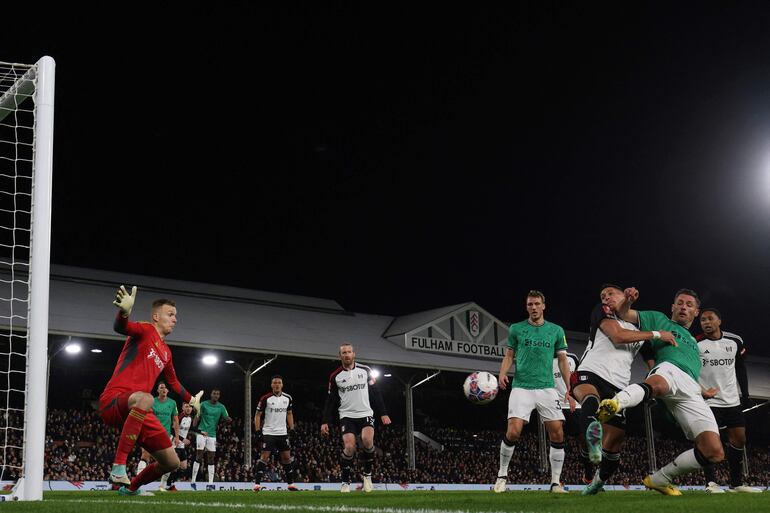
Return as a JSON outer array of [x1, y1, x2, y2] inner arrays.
[[507, 387, 565, 422], [650, 361, 719, 440], [196, 433, 217, 451]]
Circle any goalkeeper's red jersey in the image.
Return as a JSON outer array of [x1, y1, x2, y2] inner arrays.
[[101, 313, 192, 403]]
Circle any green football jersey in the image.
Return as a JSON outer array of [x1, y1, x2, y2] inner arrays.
[[507, 320, 568, 389], [638, 310, 701, 381], [152, 397, 178, 437], [198, 400, 229, 437]]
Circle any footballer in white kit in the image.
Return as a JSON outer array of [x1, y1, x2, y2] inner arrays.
[[253, 375, 298, 491], [553, 352, 581, 426], [321, 343, 390, 493], [696, 308, 760, 493], [163, 401, 194, 491], [573, 284, 656, 494]]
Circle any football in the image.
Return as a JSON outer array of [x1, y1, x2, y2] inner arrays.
[[462, 371, 498, 404]]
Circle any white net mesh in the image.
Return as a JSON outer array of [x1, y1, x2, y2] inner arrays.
[[0, 61, 35, 482]]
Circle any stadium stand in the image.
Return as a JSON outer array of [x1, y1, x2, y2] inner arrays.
[[36, 409, 769, 486]]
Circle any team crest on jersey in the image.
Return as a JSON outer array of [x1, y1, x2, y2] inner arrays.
[[468, 310, 480, 337]]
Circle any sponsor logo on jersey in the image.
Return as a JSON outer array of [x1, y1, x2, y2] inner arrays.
[[702, 358, 734, 367], [340, 383, 366, 393], [147, 347, 165, 370], [524, 339, 551, 348]]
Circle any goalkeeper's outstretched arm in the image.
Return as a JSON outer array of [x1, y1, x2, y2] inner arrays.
[[112, 285, 143, 337], [113, 285, 136, 317]]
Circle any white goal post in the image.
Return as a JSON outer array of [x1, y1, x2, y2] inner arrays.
[[0, 56, 55, 501]]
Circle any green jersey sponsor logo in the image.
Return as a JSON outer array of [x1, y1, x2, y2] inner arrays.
[[508, 320, 567, 390]]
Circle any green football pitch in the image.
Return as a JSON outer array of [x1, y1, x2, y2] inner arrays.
[[1, 490, 769, 513]]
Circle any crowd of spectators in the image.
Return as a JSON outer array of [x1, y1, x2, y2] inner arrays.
[[13, 409, 767, 487], [0, 409, 23, 480]]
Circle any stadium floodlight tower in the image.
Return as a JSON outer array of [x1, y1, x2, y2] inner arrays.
[[404, 370, 440, 469], [0, 57, 55, 501], [225, 354, 277, 467]]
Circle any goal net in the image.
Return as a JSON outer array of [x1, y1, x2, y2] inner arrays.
[[0, 57, 55, 501]]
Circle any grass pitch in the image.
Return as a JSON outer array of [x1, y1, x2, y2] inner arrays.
[[1, 490, 769, 513]]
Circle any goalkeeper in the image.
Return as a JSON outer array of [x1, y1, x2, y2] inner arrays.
[[98, 285, 203, 496]]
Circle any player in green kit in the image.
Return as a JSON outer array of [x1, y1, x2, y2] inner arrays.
[[596, 288, 724, 495], [191, 389, 231, 490], [151, 382, 179, 492], [495, 290, 576, 494], [135, 382, 180, 487]]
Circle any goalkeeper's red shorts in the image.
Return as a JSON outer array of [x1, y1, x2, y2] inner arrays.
[[99, 390, 173, 454]]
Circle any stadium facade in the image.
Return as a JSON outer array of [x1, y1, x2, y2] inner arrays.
[[29, 264, 770, 398]]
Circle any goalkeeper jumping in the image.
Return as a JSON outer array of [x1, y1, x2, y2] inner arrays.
[[98, 285, 203, 495]]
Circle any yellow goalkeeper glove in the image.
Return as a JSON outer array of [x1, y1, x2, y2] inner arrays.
[[113, 285, 137, 316], [189, 390, 204, 414]]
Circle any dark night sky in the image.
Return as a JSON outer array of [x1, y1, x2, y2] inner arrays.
[[6, 3, 770, 353]]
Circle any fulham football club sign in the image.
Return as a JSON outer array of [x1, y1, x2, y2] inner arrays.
[[396, 303, 508, 360]]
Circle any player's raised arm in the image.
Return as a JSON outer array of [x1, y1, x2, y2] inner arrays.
[[617, 287, 640, 324], [112, 285, 144, 337], [600, 318, 676, 346]]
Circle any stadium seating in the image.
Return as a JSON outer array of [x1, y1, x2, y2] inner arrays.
[[27, 409, 770, 486]]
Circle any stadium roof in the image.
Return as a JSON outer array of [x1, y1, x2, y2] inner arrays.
[[3, 264, 770, 397], [42, 265, 512, 373]]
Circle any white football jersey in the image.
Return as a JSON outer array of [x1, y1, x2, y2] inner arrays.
[[177, 415, 192, 448], [329, 364, 374, 419], [553, 352, 580, 409], [256, 392, 293, 436], [578, 303, 642, 390], [698, 331, 745, 408]]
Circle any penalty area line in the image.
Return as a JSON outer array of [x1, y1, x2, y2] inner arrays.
[[48, 498, 545, 513]]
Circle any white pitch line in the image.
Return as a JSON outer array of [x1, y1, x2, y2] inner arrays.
[[49, 498, 545, 513]]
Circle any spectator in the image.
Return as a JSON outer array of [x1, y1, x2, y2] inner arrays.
[[15, 408, 770, 486]]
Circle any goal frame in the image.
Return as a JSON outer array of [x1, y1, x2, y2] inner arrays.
[[0, 55, 55, 501]]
